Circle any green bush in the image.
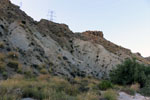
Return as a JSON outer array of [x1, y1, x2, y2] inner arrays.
[[0, 42, 4, 48], [98, 80, 113, 90], [22, 87, 48, 100], [0, 53, 5, 61], [121, 87, 135, 96], [40, 68, 48, 74], [139, 86, 150, 96], [110, 58, 150, 87], [103, 89, 117, 100], [7, 60, 19, 70], [139, 75, 150, 96], [7, 52, 19, 59], [0, 61, 6, 71], [65, 85, 80, 96], [2, 71, 7, 77], [50, 91, 77, 100], [24, 69, 34, 79], [51, 82, 80, 96]]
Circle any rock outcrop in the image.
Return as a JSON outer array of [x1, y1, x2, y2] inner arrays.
[[83, 31, 104, 38], [118, 92, 150, 100], [145, 57, 150, 62], [0, 0, 149, 79]]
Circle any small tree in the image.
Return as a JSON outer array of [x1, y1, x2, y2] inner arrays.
[[110, 58, 148, 86]]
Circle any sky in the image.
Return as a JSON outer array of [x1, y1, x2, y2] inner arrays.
[[10, 0, 150, 57]]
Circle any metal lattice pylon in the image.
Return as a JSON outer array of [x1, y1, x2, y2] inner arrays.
[[47, 10, 56, 21]]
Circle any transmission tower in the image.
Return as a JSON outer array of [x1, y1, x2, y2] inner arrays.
[[19, 0, 23, 9], [47, 10, 56, 21]]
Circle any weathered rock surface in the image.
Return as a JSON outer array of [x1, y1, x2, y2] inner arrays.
[[119, 92, 150, 100], [0, 0, 149, 79], [21, 98, 36, 100], [145, 57, 150, 62]]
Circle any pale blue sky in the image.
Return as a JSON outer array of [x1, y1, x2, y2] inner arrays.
[[10, 0, 150, 57]]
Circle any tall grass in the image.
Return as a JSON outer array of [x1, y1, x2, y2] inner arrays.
[[0, 75, 101, 100]]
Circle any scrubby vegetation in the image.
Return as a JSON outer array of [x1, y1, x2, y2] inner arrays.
[[98, 80, 113, 90], [110, 58, 150, 96], [7, 52, 19, 59], [7, 60, 19, 70], [40, 68, 48, 74], [0, 53, 6, 71], [0, 42, 4, 48], [102, 89, 117, 100], [0, 75, 103, 100], [0, 55, 150, 100]]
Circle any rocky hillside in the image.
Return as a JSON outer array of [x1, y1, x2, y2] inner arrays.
[[0, 0, 149, 79], [145, 57, 150, 62]]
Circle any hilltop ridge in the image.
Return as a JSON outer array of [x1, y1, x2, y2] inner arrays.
[[0, 0, 149, 79]]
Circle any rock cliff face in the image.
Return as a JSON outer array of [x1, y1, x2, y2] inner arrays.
[[145, 57, 150, 62], [82, 31, 104, 38], [0, 0, 149, 79]]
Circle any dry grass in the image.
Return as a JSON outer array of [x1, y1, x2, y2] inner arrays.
[[0, 53, 6, 72], [0, 53, 5, 61], [77, 91, 99, 100], [130, 83, 140, 91], [40, 68, 48, 74], [0, 42, 4, 48], [7, 52, 19, 59], [37, 74, 51, 81], [0, 76, 101, 100], [0, 61, 6, 71], [102, 89, 118, 100], [7, 60, 19, 70]]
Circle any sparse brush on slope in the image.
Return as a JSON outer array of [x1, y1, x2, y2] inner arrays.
[[0, 75, 102, 100], [110, 58, 150, 96], [0, 0, 149, 80]]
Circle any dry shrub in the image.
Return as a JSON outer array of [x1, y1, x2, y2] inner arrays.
[[130, 83, 140, 91], [0, 53, 5, 61], [0, 61, 6, 71], [11, 74, 24, 80], [77, 91, 99, 100], [40, 68, 48, 74], [7, 52, 19, 59], [38, 74, 50, 81], [7, 60, 19, 70], [102, 89, 117, 100], [0, 42, 4, 48]]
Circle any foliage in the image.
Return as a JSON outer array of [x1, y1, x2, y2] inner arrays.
[[110, 58, 150, 87], [0, 53, 5, 61], [0, 61, 6, 71], [102, 89, 117, 100], [110, 58, 150, 96], [139, 86, 150, 97], [121, 87, 136, 96], [0, 42, 4, 48], [22, 86, 48, 99], [0, 76, 101, 100], [77, 91, 99, 100], [24, 68, 34, 79], [40, 68, 48, 74], [49, 91, 77, 100], [130, 83, 140, 91], [98, 80, 113, 90], [7, 60, 19, 70], [7, 52, 19, 59], [0, 53, 6, 71], [2, 71, 7, 77], [139, 75, 150, 96]]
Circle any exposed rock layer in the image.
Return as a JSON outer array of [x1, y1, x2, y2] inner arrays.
[[0, 0, 149, 79]]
